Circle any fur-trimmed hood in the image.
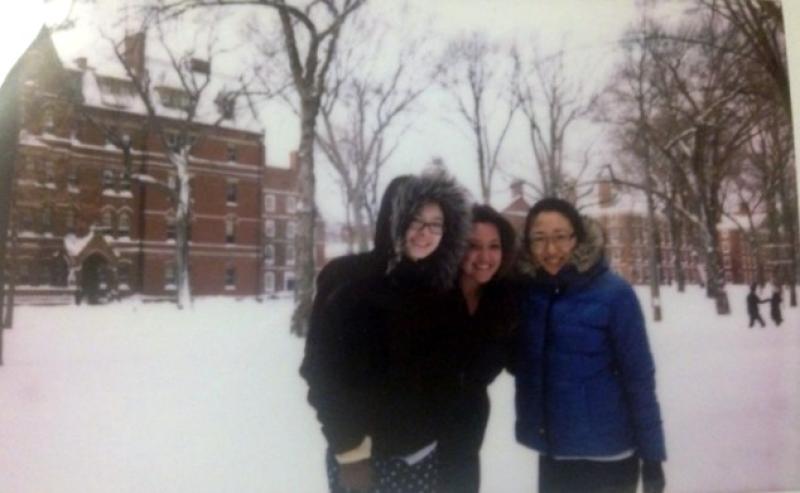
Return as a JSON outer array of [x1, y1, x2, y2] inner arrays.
[[387, 169, 471, 291], [519, 215, 606, 277]]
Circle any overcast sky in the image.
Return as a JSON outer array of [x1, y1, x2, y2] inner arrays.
[[2, 1, 800, 223]]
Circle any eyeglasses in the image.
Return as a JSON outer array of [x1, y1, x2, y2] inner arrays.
[[409, 218, 445, 236], [530, 233, 575, 250]]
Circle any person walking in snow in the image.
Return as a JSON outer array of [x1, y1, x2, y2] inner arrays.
[[513, 197, 667, 493], [300, 169, 470, 493], [747, 283, 767, 328], [769, 284, 783, 327], [437, 204, 519, 493]]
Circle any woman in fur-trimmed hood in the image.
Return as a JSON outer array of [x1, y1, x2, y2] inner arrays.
[[513, 197, 667, 493], [302, 169, 470, 493]]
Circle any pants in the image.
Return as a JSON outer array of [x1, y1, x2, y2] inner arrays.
[[749, 313, 766, 328], [438, 452, 479, 493], [325, 449, 438, 493], [538, 455, 640, 493]]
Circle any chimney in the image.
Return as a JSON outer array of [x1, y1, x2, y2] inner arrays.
[[190, 58, 210, 75], [74, 57, 87, 70], [289, 151, 299, 170], [598, 181, 614, 208], [510, 179, 524, 200], [123, 32, 146, 76]]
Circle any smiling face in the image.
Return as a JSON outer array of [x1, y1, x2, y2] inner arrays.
[[528, 211, 577, 275], [461, 222, 502, 286], [403, 201, 444, 261]]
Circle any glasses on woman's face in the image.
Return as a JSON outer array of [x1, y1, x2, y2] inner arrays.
[[409, 218, 445, 236], [530, 232, 575, 250]]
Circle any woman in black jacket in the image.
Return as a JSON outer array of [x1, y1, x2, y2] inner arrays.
[[438, 204, 518, 493], [301, 169, 470, 493]]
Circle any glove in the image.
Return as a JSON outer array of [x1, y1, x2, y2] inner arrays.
[[338, 459, 373, 492], [642, 461, 665, 493]]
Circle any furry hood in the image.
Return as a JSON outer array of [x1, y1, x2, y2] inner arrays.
[[387, 169, 471, 291], [519, 215, 606, 277]]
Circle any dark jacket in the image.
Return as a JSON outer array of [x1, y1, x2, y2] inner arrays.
[[747, 291, 765, 317], [301, 170, 470, 457], [438, 279, 518, 492], [514, 218, 667, 462]]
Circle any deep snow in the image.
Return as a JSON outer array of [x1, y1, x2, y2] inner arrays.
[[1, 285, 798, 493]]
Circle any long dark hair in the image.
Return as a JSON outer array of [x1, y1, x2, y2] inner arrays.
[[470, 204, 516, 279], [522, 197, 586, 254]]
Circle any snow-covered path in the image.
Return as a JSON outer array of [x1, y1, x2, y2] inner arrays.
[[1, 286, 798, 492]]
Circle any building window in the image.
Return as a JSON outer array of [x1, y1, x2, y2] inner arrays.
[[264, 271, 275, 293], [264, 245, 274, 265], [43, 107, 55, 132], [166, 215, 176, 241], [101, 209, 114, 235], [265, 194, 275, 212], [226, 181, 238, 205], [20, 210, 34, 232], [225, 265, 236, 290], [18, 262, 30, 285], [285, 272, 296, 292], [225, 217, 236, 244], [286, 220, 296, 239], [24, 159, 37, 180], [65, 208, 76, 232], [265, 220, 275, 238], [44, 161, 56, 185], [41, 206, 53, 233], [67, 165, 78, 189], [118, 262, 131, 288], [119, 172, 131, 192], [226, 144, 237, 162], [287, 196, 297, 213], [118, 211, 131, 238], [164, 262, 176, 289], [286, 245, 295, 266], [102, 169, 115, 190]]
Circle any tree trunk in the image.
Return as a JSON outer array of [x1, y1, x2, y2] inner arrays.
[[291, 97, 320, 337], [642, 144, 662, 321], [667, 205, 686, 292], [173, 149, 192, 310], [779, 159, 798, 306]]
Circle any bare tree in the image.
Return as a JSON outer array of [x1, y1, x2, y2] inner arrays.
[[155, 0, 365, 335], [440, 33, 518, 205], [101, 10, 253, 309], [313, 14, 435, 252], [513, 47, 597, 200]]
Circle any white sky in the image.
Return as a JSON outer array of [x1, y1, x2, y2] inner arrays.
[[1, 1, 800, 223]]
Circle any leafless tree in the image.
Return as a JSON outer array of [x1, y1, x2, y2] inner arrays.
[[513, 46, 597, 201], [101, 10, 254, 309], [313, 13, 435, 252], [440, 33, 518, 205], [155, 0, 365, 335]]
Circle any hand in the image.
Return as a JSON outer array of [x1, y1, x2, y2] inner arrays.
[[642, 461, 665, 493], [338, 459, 373, 492]]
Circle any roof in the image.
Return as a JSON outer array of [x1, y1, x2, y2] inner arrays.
[[48, 29, 264, 135]]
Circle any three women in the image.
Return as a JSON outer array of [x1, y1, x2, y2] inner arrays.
[[303, 176, 667, 492]]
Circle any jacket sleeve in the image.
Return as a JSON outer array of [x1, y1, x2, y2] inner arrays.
[[299, 285, 372, 454], [608, 280, 667, 462]]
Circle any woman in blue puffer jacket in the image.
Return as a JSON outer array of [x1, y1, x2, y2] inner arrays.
[[514, 197, 667, 493]]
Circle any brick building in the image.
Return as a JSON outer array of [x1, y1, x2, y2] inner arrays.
[[1, 27, 321, 305]]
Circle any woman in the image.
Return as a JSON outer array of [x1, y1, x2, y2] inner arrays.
[[301, 170, 470, 493], [514, 197, 667, 493], [438, 204, 519, 493], [769, 284, 783, 326]]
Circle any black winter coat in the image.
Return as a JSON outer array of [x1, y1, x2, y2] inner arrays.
[[304, 258, 462, 457], [437, 279, 518, 492]]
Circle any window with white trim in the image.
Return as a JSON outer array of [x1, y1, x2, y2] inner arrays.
[[264, 271, 275, 293], [265, 220, 275, 238], [265, 194, 275, 212]]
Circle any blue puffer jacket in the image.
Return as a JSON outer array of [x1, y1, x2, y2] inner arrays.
[[514, 219, 666, 462]]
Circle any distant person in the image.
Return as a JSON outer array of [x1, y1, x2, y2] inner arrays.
[[747, 283, 767, 328], [514, 197, 666, 493], [769, 284, 783, 327]]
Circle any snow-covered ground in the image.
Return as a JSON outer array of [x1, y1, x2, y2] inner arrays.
[[0, 285, 798, 493]]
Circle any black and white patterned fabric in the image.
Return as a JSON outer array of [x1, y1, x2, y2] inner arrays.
[[325, 449, 438, 493]]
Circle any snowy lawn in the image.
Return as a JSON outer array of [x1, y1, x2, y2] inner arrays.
[[1, 285, 798, 493]]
